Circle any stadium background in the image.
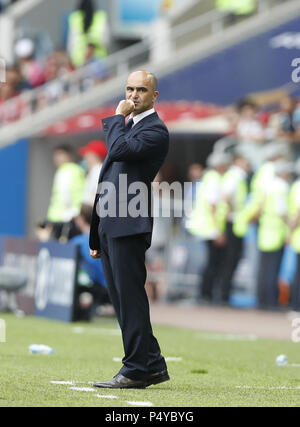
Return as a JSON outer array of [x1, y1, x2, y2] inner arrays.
[[2, 0, 300, 409], [0, 1, 300, 331]]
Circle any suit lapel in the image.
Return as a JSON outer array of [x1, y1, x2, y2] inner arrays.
[[98, 112, 158, 184]]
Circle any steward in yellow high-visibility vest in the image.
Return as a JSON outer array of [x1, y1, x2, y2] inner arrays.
[[68, 6, 108, 67], [47, 145, 85, 240], [235, 142, 289, 235], [187, 151, 232, 302], [215, 0, 256, 15], [256, 161, 292, 309], [218, 153, 250, 303], [288, 159, 300, 310]]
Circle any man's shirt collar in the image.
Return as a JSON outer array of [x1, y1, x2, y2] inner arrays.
[[130, 108, 155, 127]]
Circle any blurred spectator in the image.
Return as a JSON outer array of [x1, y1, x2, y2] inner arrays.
[[235, 99, 265, 142], [78, 139, 107, 206], [47, 144, 85, 241], [67, 0, 109, 68], [145, 172, 172, 301], [218, 151, 250, 304], [5, 64, 32, 92], [215, 0, 256, 25], [232, 98, 270, 169], [277, 95, 300, 159], [187, 151, 232, 302], [182, 163, 204, 234], [81, 43, 108, 90], [0, 81, 23, 122], [71, 203, 109, 320], [0, 0, 18, 13], [288, 158, 300, 311], [256, 161, 292, 309], [38, 50, 73, 106], [14, 38, 45, 88]]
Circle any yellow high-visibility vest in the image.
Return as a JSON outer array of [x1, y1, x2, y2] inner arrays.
[[257, 180, 289, 252], [68, 10, 108, 67], [47, 163, 85, 222], [215, 0, 256, 15], [289, 180, 300, 253], [186, 170, 225, 239]]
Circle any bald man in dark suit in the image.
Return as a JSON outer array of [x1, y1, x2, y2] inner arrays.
[[90, 71, 170, 389]]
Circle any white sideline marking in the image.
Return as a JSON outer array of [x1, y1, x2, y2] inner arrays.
[[236, 385, 300, 390], [96, 394, 119, 399], [113, 357, 122, 362], [72, 327, 121, 336], [69, 387, 97, 392], [127, 401, 153, 407], [165, 357, 182, 362], [50, 381, 75, 385], [197, 333, 257, 341]]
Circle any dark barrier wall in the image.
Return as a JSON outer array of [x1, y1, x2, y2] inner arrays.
[[158, 16, 300, 105], [0, 139, 28, 236]]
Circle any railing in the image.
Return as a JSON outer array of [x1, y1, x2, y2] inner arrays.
[[0, 0, 295, 126]]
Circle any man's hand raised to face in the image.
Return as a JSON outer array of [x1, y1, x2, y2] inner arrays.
[[116, 99, 135, 117]]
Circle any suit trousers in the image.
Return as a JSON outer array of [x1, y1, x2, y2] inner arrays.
[[200, 239, 226, 300], [291, 253, 300, 310], [219, 222, 244, 302], [256, 248, 283, 309], [98, 229, 167, 380]]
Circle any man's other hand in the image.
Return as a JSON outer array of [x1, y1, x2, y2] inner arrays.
[[90, 249, 101, 259], [116, 100, 135, 117]]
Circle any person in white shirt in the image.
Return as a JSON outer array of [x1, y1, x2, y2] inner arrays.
[[78, 139, 107, 206]]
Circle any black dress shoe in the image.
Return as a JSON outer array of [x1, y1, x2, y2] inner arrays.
[[93, 373, 146, 389], [146, 369, 170, 386]]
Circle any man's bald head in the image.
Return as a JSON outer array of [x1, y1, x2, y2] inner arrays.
[[125, 70, 159, 116], [127, 70, 157, 91]]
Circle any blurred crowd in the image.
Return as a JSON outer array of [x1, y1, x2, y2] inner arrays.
[[0, 0, 109, 123], [0, 0, 18, 13], [182, 95, 300, 311], [35, 139, 110, 320]]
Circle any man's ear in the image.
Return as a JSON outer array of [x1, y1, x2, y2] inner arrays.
[[153, 90, 159, 102]]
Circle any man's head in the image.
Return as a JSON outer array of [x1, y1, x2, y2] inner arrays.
[[78, 140, 107, 168], [236, 98, 257, 119], [74, 203, 93, 232], [125, 70, 158, 116], [280, 95, 297, 114], [53, 145, 74, 168], [233, 154, 250, 173], [187, 163, 204, 182]]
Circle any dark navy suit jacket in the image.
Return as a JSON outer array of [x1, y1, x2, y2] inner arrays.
[[89, 112, 169, 250]]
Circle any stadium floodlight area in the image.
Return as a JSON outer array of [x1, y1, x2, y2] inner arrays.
[[0, 0, 298, 149]]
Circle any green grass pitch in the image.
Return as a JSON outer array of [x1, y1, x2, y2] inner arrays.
[[0, 313, 300, 407]]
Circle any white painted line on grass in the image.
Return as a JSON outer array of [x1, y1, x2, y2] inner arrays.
[[236, 385, 300, 390], [50, 381, 75, 385], [127, 401, 153, 407], [72, 327, 121, 336], [165, 357, 182, 362], [72, 327, 85, 334], [113, 357, 122, 362], [96, 394, 119, 399], [69, 387, 97, 392], [197, 333, 257, 341]]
